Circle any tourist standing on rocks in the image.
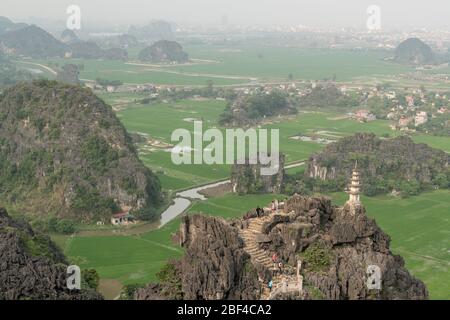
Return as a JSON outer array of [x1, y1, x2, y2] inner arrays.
[[256, 206, 263, 217], [278, 261, 284, 273], [272, 253, 278, 269], [268, 280, 273, 292], [271, 201, 276, 213]]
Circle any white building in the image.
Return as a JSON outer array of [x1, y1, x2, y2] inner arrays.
[[415, 111, 428, 126]]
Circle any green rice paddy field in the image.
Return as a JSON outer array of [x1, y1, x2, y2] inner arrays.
[[28, 45, 417, 85], [63, 194, 283, 286], [114, 96, 450, 191], [42, 46, 450, 300], [61, 190, 450, 299], [59, 94, 450, 299]]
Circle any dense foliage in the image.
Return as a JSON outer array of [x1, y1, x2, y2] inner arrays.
[[0, 80, 161, 222], [138, 40, 188, 63], [156, 260, 183, 300], [394, 38, 436, 65], [297, 133, 450, 197], [0, 25, 67, 58], [220, 90, 296, 126], [298, 84, 360, 109], [0, 53, 34, 86]]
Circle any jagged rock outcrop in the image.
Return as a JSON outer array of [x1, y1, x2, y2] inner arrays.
[[0, 208, 102, 300], [164, 194, 428, 300], [0, 81, 161, 222], [179, 215, 260, 300], [261, 195, 428, 300], [305, 133, 450, 196], [231, 153, 285, 194], [138, 40, 188, 63], [394, 38, 436, 65], [134, 284, 165, 300]]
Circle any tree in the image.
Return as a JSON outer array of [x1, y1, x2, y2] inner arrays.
[[82, 269, 100, 290]]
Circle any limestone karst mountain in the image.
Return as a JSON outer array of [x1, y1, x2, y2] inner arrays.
[[0, 25, 67, 58], [137, 192, 428, 300], [0, 208, 103, 300], [0, 16, 27, 35], [305, 133, 450, 196], [138, 40, 189, 63], [0, 80, 161, 222], [230, 154, 285, 194], [394, 38, 436, 65], [67, 41, 128, 60], [60, 29, 80, 45]]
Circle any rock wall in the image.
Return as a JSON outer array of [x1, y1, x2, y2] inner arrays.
[[179, 215, 260, 300], [262, 195, 428, 300], [137, 194, 428, 300], [305, 133, 450, 194], [0, 208, 102, 300], [231, 154, 285, 194]]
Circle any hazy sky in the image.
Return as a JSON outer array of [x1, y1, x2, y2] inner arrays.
[[1, 0, 450, 29]]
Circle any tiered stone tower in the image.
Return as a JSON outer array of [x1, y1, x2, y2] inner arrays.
[[346, 161, 362, 213]]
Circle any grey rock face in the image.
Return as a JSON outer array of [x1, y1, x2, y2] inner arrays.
[[137, 193, 428, 300], [180, 215, 260, 300], [263, 195, 428, 300], [0, 208, 102, 300]]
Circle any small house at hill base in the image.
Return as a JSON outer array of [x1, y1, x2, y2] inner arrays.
[[111, 211, 135, 226]]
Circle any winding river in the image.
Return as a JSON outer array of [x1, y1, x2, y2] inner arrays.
[[158, 162, 304, 227]]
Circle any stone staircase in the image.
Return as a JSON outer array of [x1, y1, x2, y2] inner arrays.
[[239, 214, 283, 300]]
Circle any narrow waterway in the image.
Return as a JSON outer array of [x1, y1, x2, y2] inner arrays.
[[158, 162, 304, 228]]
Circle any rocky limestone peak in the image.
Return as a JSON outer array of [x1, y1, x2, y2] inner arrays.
[[179, 214, 260, 300], [0, 207, 103, 300], [153, 194, 428, 300]]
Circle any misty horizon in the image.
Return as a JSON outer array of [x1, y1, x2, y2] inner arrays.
[[1, 0, 450, 31]]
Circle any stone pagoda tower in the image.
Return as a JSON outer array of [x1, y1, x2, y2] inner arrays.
[[346, 161, 362, 212]]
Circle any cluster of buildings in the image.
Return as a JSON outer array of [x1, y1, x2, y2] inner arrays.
[[358, 85, 450, 130]]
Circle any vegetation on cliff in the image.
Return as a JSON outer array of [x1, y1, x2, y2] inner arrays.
[[0, 80, 161, 222], [0, 53, 34, 86], [394, 38, 436, 65], [302, 133, 450, 197], [0, 207, 103, 299], [138, 40, 189, 63], [0, 25, 67, 58]]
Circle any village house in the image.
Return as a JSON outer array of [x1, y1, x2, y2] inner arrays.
[[437, 107, 448, 114], [406, 95, 415, 108], [106, 85, 116, 93], [387, 112, 397, 120], [385, 91, 396, 100], [354, 109, 376, 122], [111, 211, 135, 226], [415, 111, 428, 126], [398, 116, 413, 128]]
